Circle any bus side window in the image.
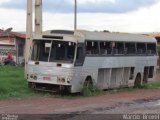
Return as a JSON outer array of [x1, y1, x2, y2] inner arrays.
[[86, 41, 99, 55], [100, 42, 112, 55], [117, 42, 125, 54], [147, 43, 156, 55], [76, 47, 82, 59], [112, 42, 125, 55], [125, 43, 136, 55], [75, 46, 84, 66], [137, 43, 146, 54]]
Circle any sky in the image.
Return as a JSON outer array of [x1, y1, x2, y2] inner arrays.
[[0, 0, 160, 33]]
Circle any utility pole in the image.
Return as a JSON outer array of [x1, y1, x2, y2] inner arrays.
[[35, 0, 42, 35], [74, 0, 77, 31], [25, 0, 33, 73]]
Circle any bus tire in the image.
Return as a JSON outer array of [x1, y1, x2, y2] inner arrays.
[[134, 73, 141, 88], [84, 76, 93, 88]]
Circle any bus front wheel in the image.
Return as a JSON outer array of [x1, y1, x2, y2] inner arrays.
[[83, 77, 93, 88]]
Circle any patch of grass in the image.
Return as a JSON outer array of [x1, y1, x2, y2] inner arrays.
[[108, 87, 134, 94], [81, 84, 103, 97], [141, 81, 160, 89], [0, 66, 35, 99]]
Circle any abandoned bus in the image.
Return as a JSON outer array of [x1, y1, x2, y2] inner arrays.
[[26, 30, 158, 93]]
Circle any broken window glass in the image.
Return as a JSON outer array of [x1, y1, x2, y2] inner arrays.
[[100, 42, 112, 55], [50, 41, 76, 63], [137, 43, 146, 54], [86, 41, 99, 55], [112, 42, 125, 55], [31, 40, 51, 61], [31, 40, 76, 63], [125, 43, 136, 54], [147, 43, 156, 55]]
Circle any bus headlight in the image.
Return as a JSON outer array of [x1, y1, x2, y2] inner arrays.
[[61, 78, 65, 83], [57, 77, 66, 83], [33, 75, 37, 80], [27, 74, 29, 79], [67, 76, 73, 84], [67, 76, 72, 82], [30, 75, 33, 79], [30, 74, 37, 80]]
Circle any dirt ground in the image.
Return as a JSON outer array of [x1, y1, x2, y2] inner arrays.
[[0, 70, 159, 116], [0, 89, 160, 114], [0, 90, 160, 114]]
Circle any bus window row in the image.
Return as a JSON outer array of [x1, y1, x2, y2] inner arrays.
[[85, 41, 157, 56]]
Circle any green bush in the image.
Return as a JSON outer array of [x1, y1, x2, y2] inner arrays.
[[81, 84, 102, 96]]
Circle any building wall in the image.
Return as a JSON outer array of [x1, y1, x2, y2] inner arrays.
[[16, 38, 25, 64], [0, 36, 25, 65], [0, 37, 16, 63]]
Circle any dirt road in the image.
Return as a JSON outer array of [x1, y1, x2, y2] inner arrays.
[[0, 89, 160, 114]]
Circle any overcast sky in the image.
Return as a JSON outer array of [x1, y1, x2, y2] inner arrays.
[[0, 0, 160, 33]]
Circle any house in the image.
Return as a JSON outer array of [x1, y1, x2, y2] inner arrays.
[[0, 30, 26, 64]]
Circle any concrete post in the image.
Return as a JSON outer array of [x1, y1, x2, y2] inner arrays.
[[35, 0, 42, 35], [74, 0, 77, 31], [25, 0, 33, 74]]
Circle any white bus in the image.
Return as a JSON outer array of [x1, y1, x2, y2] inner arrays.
[[26, 30, 158, 93]]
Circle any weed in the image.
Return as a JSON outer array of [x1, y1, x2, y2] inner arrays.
[[141, 81, 160, 89], [81, 84, 102, 97]]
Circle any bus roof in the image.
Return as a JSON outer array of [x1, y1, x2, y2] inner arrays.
[[42, 30, 157, 43], [74, 30, 157, 43]]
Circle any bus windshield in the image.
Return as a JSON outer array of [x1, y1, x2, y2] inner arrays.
[[31, 40, 76, 63]]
